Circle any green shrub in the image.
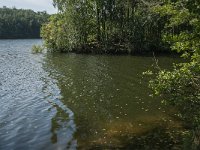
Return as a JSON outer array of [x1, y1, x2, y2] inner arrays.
[[32, 45, 44, 54]]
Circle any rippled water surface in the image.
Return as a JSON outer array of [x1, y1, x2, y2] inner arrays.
[[0, 40, 181, 149]]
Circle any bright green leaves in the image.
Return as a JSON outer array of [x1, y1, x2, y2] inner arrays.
[[150, 61, 200, 125], [153, 4, 176, 16], [168, 8, 190, 27], [149, 0, 200, 127], [41, 14, 79, 52], [154, 0, 200, 59]]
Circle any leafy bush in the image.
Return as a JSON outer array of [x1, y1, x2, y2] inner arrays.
[[147, 0, 200, 148], [150, 0, 200, 127], [32, 45, 44, 54], [150, 61, 200, 126]]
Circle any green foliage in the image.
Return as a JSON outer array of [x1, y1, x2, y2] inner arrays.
[[32, 45, 44, 54], [0, 6, 49, 39], [42, 0, 168, 54], [150, 61, 200, 125], [147, 1, 200, 148], [41, 14, 78, 52], [150, 0, 200, 126], [153, 0, 200, 58]]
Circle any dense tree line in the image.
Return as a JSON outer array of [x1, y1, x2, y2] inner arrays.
[[0, 7, 49, 39], [42, 0, 169, 54]]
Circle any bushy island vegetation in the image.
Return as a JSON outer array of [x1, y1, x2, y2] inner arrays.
[[41, 0, 168, 54], [41, 0, 200, 149], [0, 6, 49, 39]]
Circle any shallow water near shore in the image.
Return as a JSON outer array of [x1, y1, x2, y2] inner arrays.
[[0, 39, 182, 149]]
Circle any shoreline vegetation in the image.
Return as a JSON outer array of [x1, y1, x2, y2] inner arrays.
[[0, 0, 199, 149], [31, 44, 44, 54], [41, 1, 169, 54]]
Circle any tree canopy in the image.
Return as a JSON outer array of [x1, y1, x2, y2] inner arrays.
[[0, 7, 49, 39], [42, 0, 169, 54]]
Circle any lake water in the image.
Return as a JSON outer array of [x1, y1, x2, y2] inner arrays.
[[0, 39, 181, 149]]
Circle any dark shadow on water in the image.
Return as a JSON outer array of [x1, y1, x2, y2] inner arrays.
[[47, 100, 77, 148], [50, 116, 59, 144]]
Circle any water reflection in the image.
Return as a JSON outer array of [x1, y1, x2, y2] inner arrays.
[[0, 40, 183, 149], [43, 53, 182, 148], [41, 72, 77, 149], [48, 100, 77, 148]]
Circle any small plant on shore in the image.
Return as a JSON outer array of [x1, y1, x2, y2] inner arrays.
[[32, 45, 44, 54]]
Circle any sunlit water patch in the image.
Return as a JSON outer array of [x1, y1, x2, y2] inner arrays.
[[0, 39, 182, 149], [0, 40, 76, 150], [43, 53, 182, 148]]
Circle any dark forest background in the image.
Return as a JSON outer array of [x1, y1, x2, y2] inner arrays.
[[0, 7, 49, 39]]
